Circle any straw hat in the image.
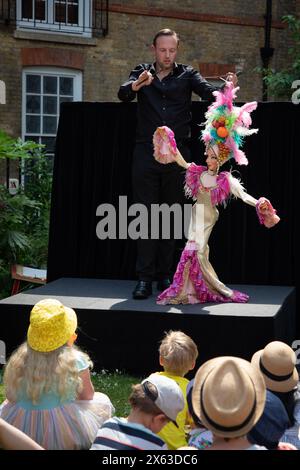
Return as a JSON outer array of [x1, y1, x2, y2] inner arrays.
[[251, 341, 299, 393], [192, 356, 266, 438], [27, 299, 77, 352]]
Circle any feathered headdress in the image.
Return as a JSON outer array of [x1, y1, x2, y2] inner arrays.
[[202, 81, 258, 166]]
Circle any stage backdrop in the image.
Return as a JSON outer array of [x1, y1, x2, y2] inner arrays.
[[47, 101, 297, 286]]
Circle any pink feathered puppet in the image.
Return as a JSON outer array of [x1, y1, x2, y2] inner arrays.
[[153, 125, 280, 229]]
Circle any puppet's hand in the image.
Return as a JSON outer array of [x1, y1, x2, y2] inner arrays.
[[153, 126, 177, 164], [256, 197, 280, 228]]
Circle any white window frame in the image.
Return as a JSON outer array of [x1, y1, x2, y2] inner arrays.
[[22, 66, 82, 158], [16, 0, 92, 37]]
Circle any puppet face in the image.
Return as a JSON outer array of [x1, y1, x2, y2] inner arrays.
[[205, 146, 219, 173]]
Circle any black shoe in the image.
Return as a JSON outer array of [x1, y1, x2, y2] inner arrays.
[[157, 279, 171, 292], [132, 281, 152, 299]]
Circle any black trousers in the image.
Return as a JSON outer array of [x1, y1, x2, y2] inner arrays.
[[132, 141, 191, 281]]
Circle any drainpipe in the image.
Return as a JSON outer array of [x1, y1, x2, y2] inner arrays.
[[260, 0, 274, 101]]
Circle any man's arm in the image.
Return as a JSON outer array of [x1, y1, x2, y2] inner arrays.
[[118, 64, 153, 102], [189, 67, 238, 101], [188, 67, 219, 101]]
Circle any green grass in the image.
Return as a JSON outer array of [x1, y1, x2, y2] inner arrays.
[[0, 368, 140, 417], [90, 370, 141, 416]]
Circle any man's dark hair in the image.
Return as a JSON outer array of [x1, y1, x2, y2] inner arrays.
[[152, 29, 179, 47]]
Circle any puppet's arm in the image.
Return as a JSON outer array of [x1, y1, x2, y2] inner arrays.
[[174, 148, 191, 170], [227, 173, 257, 206], [227, 173, 280, 228]]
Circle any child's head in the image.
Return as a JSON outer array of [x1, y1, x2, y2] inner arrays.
[[159, 330, 198, 376], [4, 299, 91, 404], [129, 374, 185, 434], [27, 298, 77, 352], [251, 341, 299, 393], [192, 356, 266, 440]]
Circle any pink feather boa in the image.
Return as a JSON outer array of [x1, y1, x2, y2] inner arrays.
[[184, 163, 231, 206]]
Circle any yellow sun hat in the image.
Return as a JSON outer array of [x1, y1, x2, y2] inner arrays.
[[27, 299, 77, 352]]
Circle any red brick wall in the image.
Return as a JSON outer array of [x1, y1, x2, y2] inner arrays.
[[21, 48, 85, 69]]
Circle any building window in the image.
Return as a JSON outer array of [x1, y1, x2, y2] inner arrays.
[[22, 67, 82, 156], [17, 0, 92, 37]]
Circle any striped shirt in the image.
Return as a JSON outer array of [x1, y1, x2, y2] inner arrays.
[[90, 417, 167, 451]]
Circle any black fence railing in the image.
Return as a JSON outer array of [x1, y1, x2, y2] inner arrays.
[[0, 0, 109, 37]]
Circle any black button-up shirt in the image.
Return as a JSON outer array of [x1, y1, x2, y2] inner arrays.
[[118, 62, 219, 142]]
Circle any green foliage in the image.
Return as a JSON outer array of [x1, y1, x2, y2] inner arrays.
[[0, 186, 39, 259], [0, 129, 52, 298], [19, 154, 53, 268], [0, 129, 42, 160], [259, 15, 300, 99]]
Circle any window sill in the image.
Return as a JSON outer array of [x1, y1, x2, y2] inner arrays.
[[14, 29, 97, 46]]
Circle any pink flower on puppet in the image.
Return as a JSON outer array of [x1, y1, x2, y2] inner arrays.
[[153, 126, 178, 164], [256, 197, 280, 228]]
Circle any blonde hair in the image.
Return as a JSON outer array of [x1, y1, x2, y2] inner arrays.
[[129, 383, 162, 416], [159, 331, 198, 376], [4, 342, 92, 405]]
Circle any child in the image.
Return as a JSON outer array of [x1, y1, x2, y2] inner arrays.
[[153, 330, 198, 449], [90, 374, 184, 450], [186, 376, 296, 451], [186, 379, 213, 449], [0, 298, 114, 450], [191, 356, 267, 450], [248, 390, 294, 450], [251, 341, 300, 449]]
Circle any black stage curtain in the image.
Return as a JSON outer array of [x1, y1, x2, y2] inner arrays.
[[47, 101, 297, 286]]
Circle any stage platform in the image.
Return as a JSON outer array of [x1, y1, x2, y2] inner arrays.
[[0, 278, 296, 375]]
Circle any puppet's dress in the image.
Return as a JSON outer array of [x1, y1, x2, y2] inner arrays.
[[157, 163, 257, 305]]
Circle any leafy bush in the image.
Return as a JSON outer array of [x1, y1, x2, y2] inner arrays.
[[0, 130, 52, 298], [260, 15, 300, 99]]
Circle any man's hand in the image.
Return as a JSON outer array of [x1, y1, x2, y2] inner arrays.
[[132, 70, 154, 92], [225, 72, 238, 87]]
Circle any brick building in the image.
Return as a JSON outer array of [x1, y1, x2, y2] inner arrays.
[[0, 0, 299, 183]]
